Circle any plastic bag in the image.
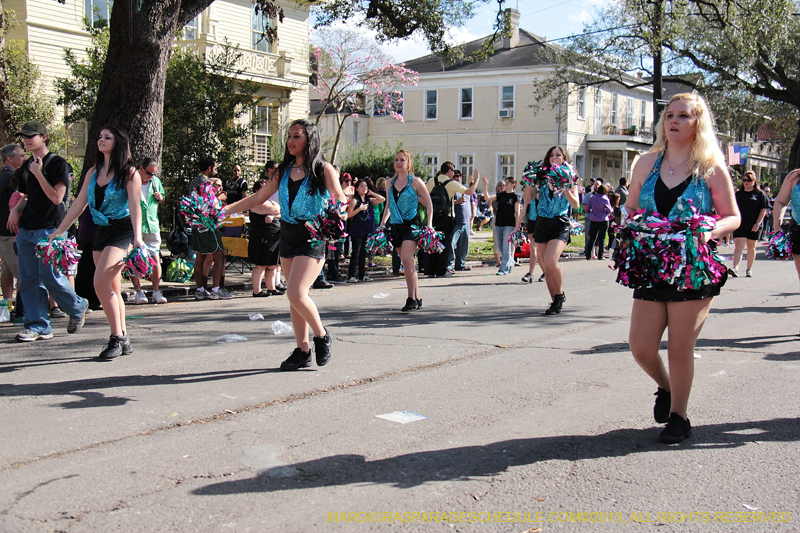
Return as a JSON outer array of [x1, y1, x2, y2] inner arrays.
[[166, 258, 194, 283], [0, 299, 9, 323]]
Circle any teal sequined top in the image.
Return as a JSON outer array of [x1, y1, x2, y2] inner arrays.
[[639, 152, 712, 219], [537, 187, 570, 218], [791, 182, 800, 224], [278, 165, 330, 224], [527, 197, 538, 221], [387, 176, 419, 224], [87, 166, 130, 226]]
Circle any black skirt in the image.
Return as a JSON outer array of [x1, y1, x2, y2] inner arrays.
[[790, 221, 800, 255], [92, 218, 133, 252], [280, 220, 325, 259], [534, 216, 571, 244], [389, 217, 422, 248], [248, 220, 281, 266], [633, 268, 727, 302]]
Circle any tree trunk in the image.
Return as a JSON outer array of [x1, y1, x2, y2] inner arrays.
[[651, 0, 663, 128], [82, 0, 212, 179], [789, 115, 800, 173]]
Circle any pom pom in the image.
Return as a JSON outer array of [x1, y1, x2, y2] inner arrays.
[[121, 247, 158, 278], [507, 226, 526, 247], [611, 199, 726, 290], [365, 226, 392, 255], [179, 182, 225, 231], [569, 219, 584, 235], [765, 231, 792, 260], [36, 236, 82, 274], [411, 225, 445, 254], [305, 199, 348, 249], [521, 160, 578, 189]]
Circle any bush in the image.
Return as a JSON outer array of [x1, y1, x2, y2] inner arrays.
[[341, 140, 430, 181]]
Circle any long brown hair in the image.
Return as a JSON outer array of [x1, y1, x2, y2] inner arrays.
[[738, 170, 759, 191]]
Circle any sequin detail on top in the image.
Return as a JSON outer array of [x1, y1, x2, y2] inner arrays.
[[639, 152, 712, 219], [527, 197, 538, 221], [791, 181, 800, 225], [87, 166, 130, 226], [387, 177, 418, 224], [278, 165, 330, 224], [537, 187, 570, 218]]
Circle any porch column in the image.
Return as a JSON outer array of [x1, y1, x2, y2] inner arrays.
[[621, 149, 629, 184]]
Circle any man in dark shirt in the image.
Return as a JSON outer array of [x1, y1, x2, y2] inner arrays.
[[0, 144, 25, 302], [5, 121, 87, 341], [225, 164, 248, 204]]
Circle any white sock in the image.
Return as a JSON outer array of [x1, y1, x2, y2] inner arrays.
[[212, 286, 220, 293]]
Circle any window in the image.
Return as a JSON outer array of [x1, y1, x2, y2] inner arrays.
[[577, 88, 586, 119], [500, 85, 515, 117], [594, 90, 603, 134], [640, 100, 647, 130], [574, 154, 584, 179], [498, 154, 515, 181], [184, 14, 200, 40], [425, 90, 438, 120], [85, 0, 112, 28], [425, 155, 439, 177], [353, 122, 360, 144], [611, 93, 618, 125], [458, 154, 474, 177], [627, 98, 634, 128], [252, 106, 270, 164], [373, 91, 403, 117], [252, 5, 274, 53], [460, 88, 473, 119]]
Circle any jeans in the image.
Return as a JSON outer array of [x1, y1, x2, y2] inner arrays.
[[348, 235, 368, 279], [451, 222, 470, 270], [584, 218, 592, 257], [494, 225, 515, 273], [16, 228, 87, 334], [586, 219, 609, 259], [426, 216, 454, 276]]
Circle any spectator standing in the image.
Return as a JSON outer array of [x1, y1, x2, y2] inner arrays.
[[451, 174, 472, 272], [6, 121, 88, 342], [615, 177, 629, 207], [131, 157, 167, 304], [0, 144, 25, 304], [482, 175, 520, 275], [585, 184, 614, 260], [225, 164, 248, 204], [346, 177, 384, 282], [248, 178, 283, 296], [730, 170, 769, 277]]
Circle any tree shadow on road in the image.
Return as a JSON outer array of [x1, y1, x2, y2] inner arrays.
[[190, 417, 800, 495], [572, 334, 800, 355]]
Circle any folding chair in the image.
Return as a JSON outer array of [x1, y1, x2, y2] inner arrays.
[[220, 217, 251, 273]]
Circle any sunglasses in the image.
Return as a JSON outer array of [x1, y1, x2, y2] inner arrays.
[[342, 180, 351, 183], [142, 171, 155, 176], [742, 178, 754, 182], [20, 134, 40, 139]]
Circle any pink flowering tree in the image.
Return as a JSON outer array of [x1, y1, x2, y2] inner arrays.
[[311, 28, 418, 163]]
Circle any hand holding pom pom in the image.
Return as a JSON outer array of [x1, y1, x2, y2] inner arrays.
[[305, 199, 349, 248], [765, 231, 792, 260], [179, 182, 225, 231], [365, 226, 392, 255], [36, 236, 82, 274], [507, 226, 526, 247], [411, 225, 445, 254], [121, 247, 158, 278]]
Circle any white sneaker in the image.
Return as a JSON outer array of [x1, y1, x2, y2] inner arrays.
[[347, 276, 358, 283], [134, 290, 148, 305], [151, 289, 167, 304], [214, 288, 234, 300]]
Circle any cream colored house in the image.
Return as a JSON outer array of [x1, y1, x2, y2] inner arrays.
[[4, 0, 312, 164], [350, 9, 654, 187]]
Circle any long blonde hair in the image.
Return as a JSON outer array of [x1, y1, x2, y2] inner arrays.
[[649, 93, 725, 180], [391, 149, 415, 179]]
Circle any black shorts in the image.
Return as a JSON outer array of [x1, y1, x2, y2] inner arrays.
[[526, 218, 537, 235], [92, 218, 133, 252], [190, 227, 224, 254], [389, 217, 421, 248], [534, 216, 571, 244], [733, 221, 759, 240], [248, 223, 281, 266], [280, 220, 325, 259], [633, 266, 728, 302], [791, 221, 800, 255]]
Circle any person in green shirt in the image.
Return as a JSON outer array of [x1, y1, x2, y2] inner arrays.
[[131, 157, 167, 304]]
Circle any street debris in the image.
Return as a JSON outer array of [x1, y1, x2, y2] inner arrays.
[[375, 411, 429, 424], [214, 334, 248, 343]]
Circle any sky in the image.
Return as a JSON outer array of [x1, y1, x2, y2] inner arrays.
[[311, 0, 613, 64]]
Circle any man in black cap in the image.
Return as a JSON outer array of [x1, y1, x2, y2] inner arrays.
[[6, 121, 88, 341]]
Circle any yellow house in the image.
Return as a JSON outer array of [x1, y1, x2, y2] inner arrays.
[[4, 0, 312, 164], [358, 9, 654, 187]]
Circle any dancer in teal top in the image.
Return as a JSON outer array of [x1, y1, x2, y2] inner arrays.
[[378, 149, 434, 313], [225, 119, 347, 371], [771, 168, 800, 287], [625, 93, 740, 444], [50, 124, 144, 360]]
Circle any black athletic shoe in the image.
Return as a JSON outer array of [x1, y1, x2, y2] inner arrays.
[[312, 279, 333, 289], [544, 292, 566, 315], [121, 334, 132, 356], [401, 298, 416, 312], [314, 328, 333, 366], [99, 334, 125, 360], [654, 387, 671, 424], [659, 413, 692, 443], [280, 348, 312, 371], [415, 298, 422, 309]]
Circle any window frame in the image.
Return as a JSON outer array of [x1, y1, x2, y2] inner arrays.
[[85, 0, 113, 28], [251, 5, 274, 53], [456, 153, 475, 178], [577, 88, 586, 120], [611, 93, 618, 125], [251, 105, 270, 165], [627, 97, 634, 129], [499, 85, 515, 117], [640, 99, 647, 130], [424, 89, 438, 121], [459, 87, 474, 120], [425, 154, 440, 177], [497, 153, 516, 183], [183, 14, 200, 40]]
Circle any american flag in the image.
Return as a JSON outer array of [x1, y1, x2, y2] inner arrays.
[[727, 145, 740, 165]]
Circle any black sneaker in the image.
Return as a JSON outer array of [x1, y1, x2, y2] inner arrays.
[[67, 298, 89, 334], [538, 273, 546, 282], [544, 292, 566, 315], [654, 387, 671, 424], [312, 279, 333, 289], [313, 328, 332, 366], [521, 273, 533, 283], [328, 275, 347, 284], [659, 413, 691, 443], [121, 334, 132, 356], [280, 347, 312, 371], [99, 334, 125, 360], [401, 297, 416, 312], [415, 298, 422, 309]]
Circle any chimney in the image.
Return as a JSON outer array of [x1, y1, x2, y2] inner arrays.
[[502, 8, 520, 49]]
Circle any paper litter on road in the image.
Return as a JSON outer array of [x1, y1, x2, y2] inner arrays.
[[270, 320, 293, 335], [372, 293, 389, 299], [694, 352, 702, 359], [214, 334, 248, 343], [248, 313, 264, 321], [375, 411, 429, 424], [742, 504, 759, 511]]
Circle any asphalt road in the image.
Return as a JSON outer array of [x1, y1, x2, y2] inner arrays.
[[1, 249, 799, 532]]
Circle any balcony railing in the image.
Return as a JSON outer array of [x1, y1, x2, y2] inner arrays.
[[175, 38, 290, 79]]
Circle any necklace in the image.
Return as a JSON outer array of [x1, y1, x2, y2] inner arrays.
[[665, 155, 691, 176]]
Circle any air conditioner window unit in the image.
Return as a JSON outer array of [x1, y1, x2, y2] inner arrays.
[[499, 109, 514, 118]]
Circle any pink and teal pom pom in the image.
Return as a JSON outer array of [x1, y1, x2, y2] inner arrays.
[[765, 231, 792, 260], [365, 226, 392, 255], [411, 225, 445, 254], [305, 199, 349, 249], [521, 160, 578, 189], [179, 182, 225, 231], [508, 226, 526, 247], [121, 247, 158, 278], [36, 236, 81, 274]]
